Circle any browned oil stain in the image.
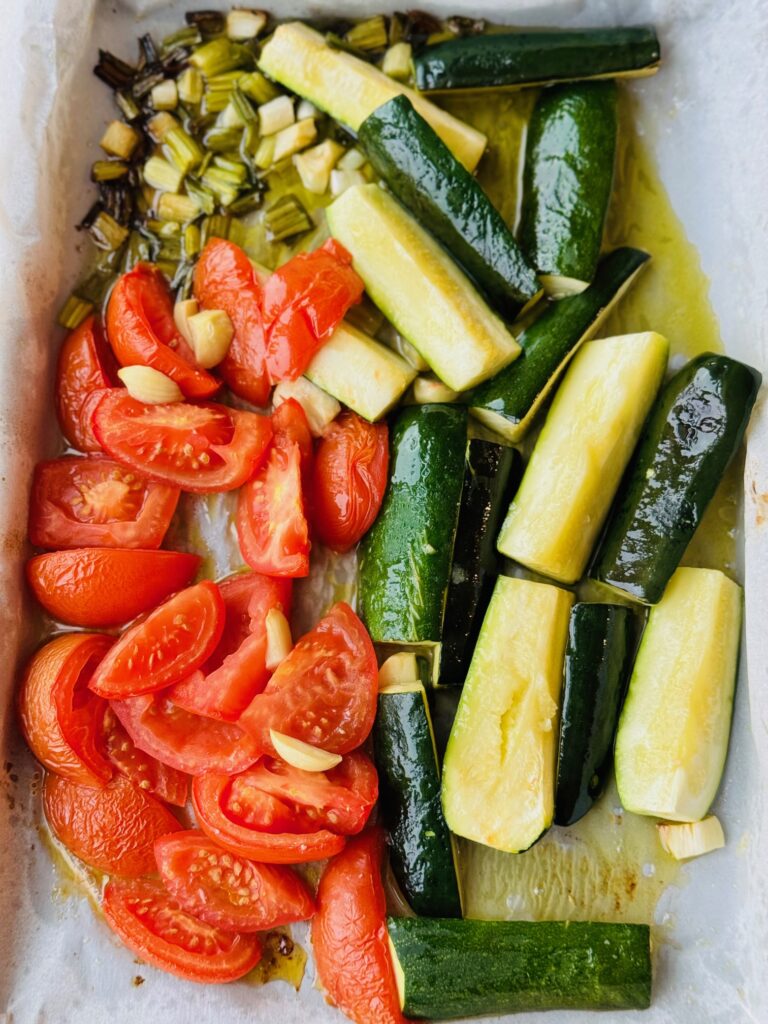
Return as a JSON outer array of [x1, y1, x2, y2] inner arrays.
[[245, 928, 308, 990]]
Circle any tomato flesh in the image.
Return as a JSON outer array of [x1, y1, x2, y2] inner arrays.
[[239, 602, 378, 755], [26, 548, 201, 629], [312, 829, 406, 1024], [28, 455, 180, 551], [88, 581, 225, 699], [262, 240, 364, 382], [111, 693, 258, 776], [102, 877, 262, 983], [103, 706, 188, 807], [107, 263, 218, 399], [92, 390, 273, 493], [193, 238, 270, 406], [43, 772, 181, 876], [192, 771, 346, 864], [311, 412, 389, 552], [154, 830, 315, 932], [56, 315, 116, 452], [18, 633, 113, 787]]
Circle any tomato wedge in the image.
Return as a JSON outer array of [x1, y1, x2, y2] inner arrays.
[[193, 238, 270, 406], [154, 830, 315, 932], [26, 548, 201, 629], [102, 877, 262, 983], [18, 633, 113, 787], [311, 412, 389, 552], [262, 240, 364, 382], [192, 770, 347, 864], [28, 455, 180, 550], [56, 315, 116, 452], [312, 829, 407, 1024], [103, 706, 188, 807], [92, 390, 273, 492], [107, 263, 218, 399], [89, 581, 224, 699], [111, 693, 258, 775], [239, 603, 378, 756], [44, 772, 181, 876]]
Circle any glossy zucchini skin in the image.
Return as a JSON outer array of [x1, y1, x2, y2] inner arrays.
[[592, 353, 762, 604], [439, 439, 520, 686], [466, 247, 649, 442], [387, 917, 652, 1018], [413, 27, 661, 92], [519, 82, 617, 288], [555, 603, 634, 826], [359, 404, 467, 643], [373, 684, 461, 917], [359, 95, 539, 318]]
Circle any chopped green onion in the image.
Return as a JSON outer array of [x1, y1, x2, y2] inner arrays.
[[147, 111, 179, 142], [165, 126, 204, 173], [258, 94, 294, 136], [190, 38, 253, 78], [381, 41, 412, 81], [177, 66, 204, 105], [144, 155, 184, 193], [226, 9, 267, 41], [162, 25, 202, 52], [345, 15, 388, 52], [94, 49, 136, 90], [213, 154, 248, 178], [185, 177, 217, 215], [185, 10, 226, 36], [229, 88, 257, 124], [264, 194, 312, 241], [184, 222, 202, 258], [253, 135, 275, 170], [201, 213, 232, 244], [115, 89, 141, 122], [238, 71, 279, 104], [100, 120, 141, 160], [202, 166, 244, 206], [84, 207, 130, 251], [205, 126, 244, 152], [202, 70, 245, 113], [151, 79, 178, 110], [272, 118, 317, 162], [58, 294, 94, 330], [91, 160, 129, 183], [228, 189, 263, 215]]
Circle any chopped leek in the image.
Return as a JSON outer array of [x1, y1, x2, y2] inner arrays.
[[202, 70, 245, 114], [183, 222, 201, 258], [94, 49, 136, 90], [161, 25, 202, 52], [58, 294, 94, 330], [330, 167, 367, 196], [345, 15, 389, 52], [272, 118, 317, 162], [185, 10, 225, 36], [185, 177, 216, 215], [253, 135, 276, 170], [264, 194, 313, 241], [258, 95, 295, 136], [382, 41, 412, 80], [201, 213, 232, 244], [164, 126, 204, 173], [100, 120, 141, 160], [143, 155, 184, 193], [297, 99, 319, 121], [226, 9, 268, 41], [157, 193, 201, 223], [115, 89, 141, 122], [91, 160, 129, 183], [177, 66, 204, 105], [229, 190, 263, 215], [658, 817, 725, 861], [85, 207, 130, 251], [239, 70, 279, 104], [204, 126, 244, 152], [147, 111, 179, 141], [190, 38, 252, 78], [151, 79, 178, 110], [229, 88, 257, 124]]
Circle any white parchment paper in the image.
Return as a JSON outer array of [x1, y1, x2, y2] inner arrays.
[[1, 1, 767, 1022]]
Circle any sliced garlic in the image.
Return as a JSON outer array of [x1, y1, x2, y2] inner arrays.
[[117, 365, 183, 404], [187, 309, 234, 368], [270, 730, 342, 773], [378, 652, 420, 690], [265, 608, 292, 671], [174, 298, 199, 345], [657, 815, 725, 860]]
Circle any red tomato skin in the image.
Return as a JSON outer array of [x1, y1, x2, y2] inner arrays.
[[312, 829, 407, 1024], [18, 633, 114, 787], [311, 412, 389, 552], [103, 706, 189, 807], [44, 772, 181, 876], [111, 694, 259, 776], [193, 238, 270, 406], [154, 830, 315, 932], [56, 316, 116, 452], [272, 398, 313, 472], [107, 264, 219, 399], [92, 390, 273, 493], [237, 442, 310, 578], [88, 581, 225, 699], [192, 772, 346, 864], [238, 603, 378, 756], [26, 549, 201, 629], [28, 456, 180, 550], [102, 877, 262, 983], [262, 240, 365, 382]]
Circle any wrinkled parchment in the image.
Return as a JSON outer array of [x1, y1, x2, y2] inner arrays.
[[1, 1, 767, 1021]]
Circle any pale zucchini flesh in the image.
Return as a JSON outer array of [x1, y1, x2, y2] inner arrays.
[[497, 332, 669, 584], [305, 320, 417, 421], [258, 23, 486, 172], [442, 575, 573, 853], [327, 185, 520, 392], [615, 567, 742, 822]]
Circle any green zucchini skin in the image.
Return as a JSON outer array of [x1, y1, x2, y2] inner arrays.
[[413, 27, 661, 92], [439, 439, 520, 686], [555, 603, 634, 827], [465, 247, 649, 441], [387, 917, 652, 1018], [373, 685, 461, 917], [359, 404, 467, 643], [358, 95, 539, 318], [592, 353, 762, 604], [519, 82, 617, 287]]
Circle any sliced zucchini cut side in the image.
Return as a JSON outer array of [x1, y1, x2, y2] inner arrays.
[[496, 331, 669, 585], [374, 682, 462, 917], [258, 22, 486, 171], [442, 575, 573, 853], [615, 566, 742, 823], [327, 185, 520, 392]]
